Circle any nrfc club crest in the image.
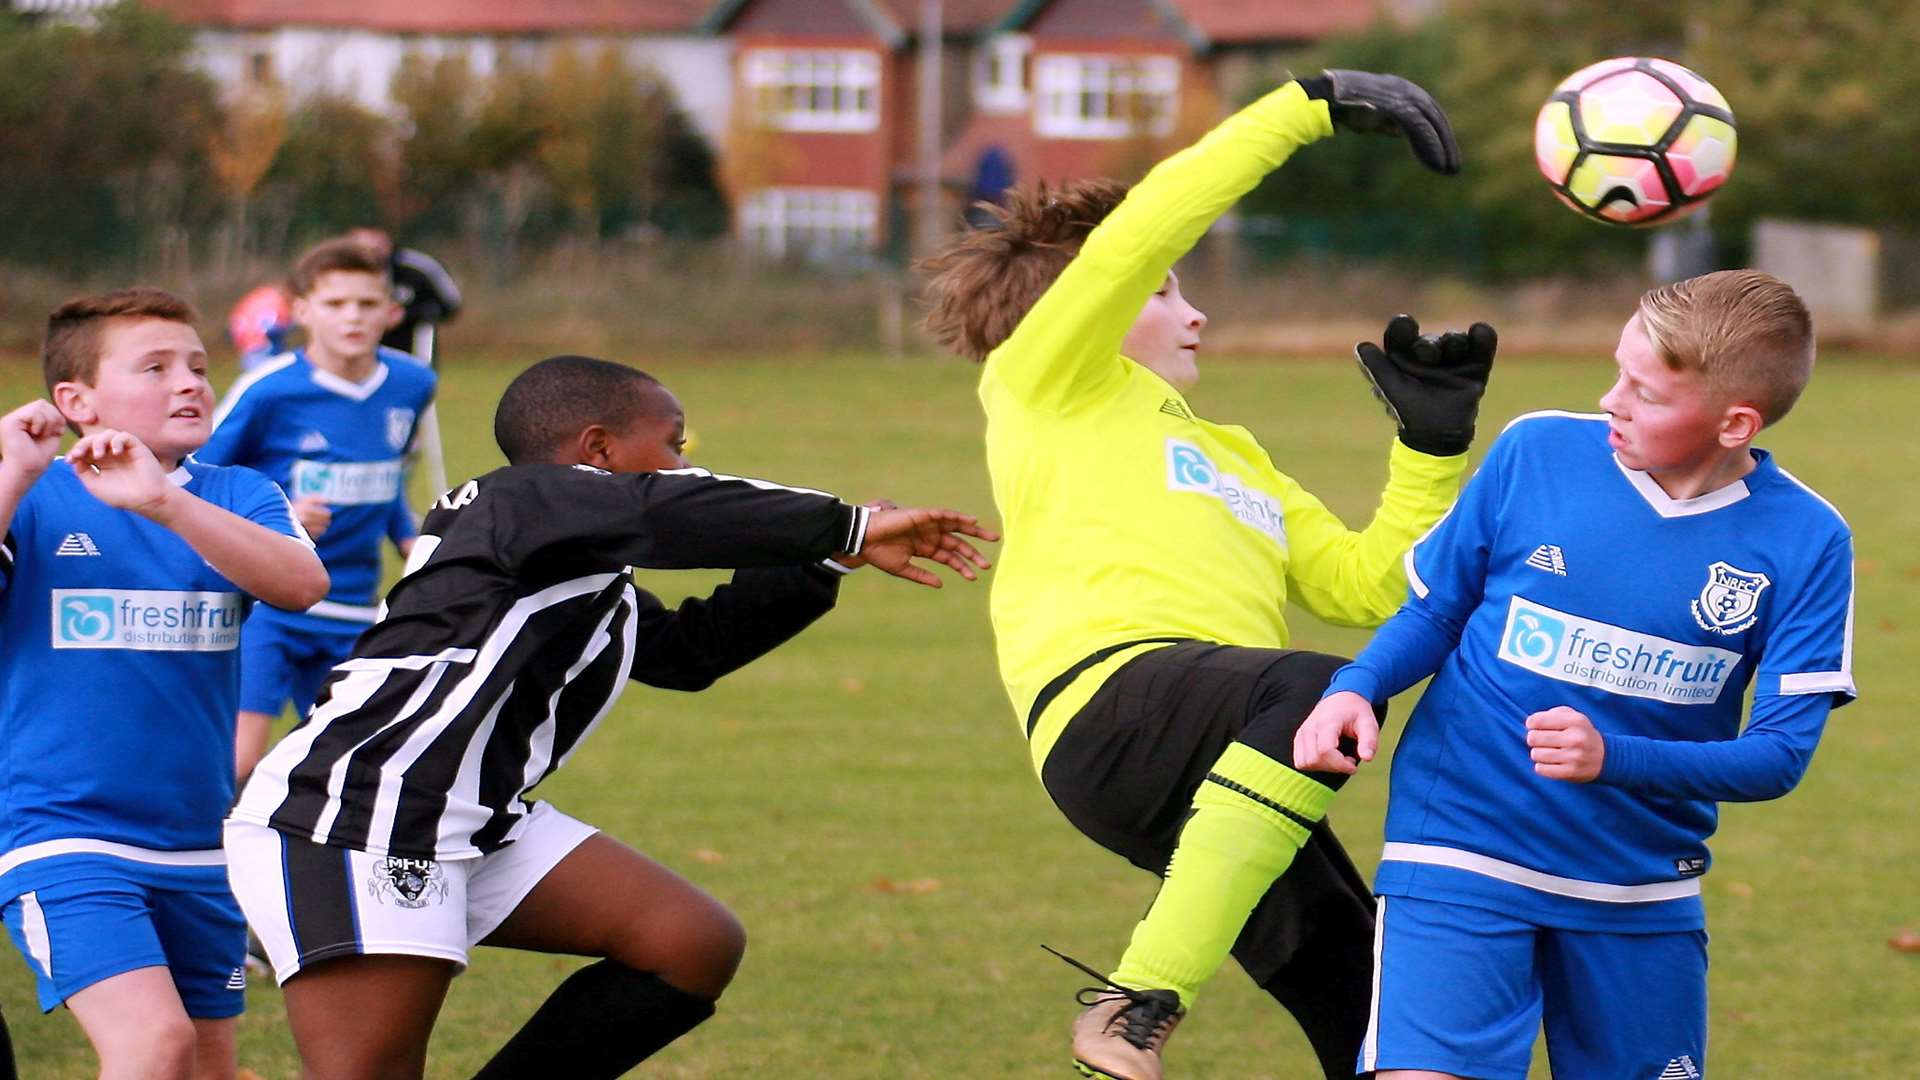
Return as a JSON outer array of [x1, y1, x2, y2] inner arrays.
[[386, 408, 416, 452], [1691, 560, 1770, 635], [368, 856, 448, 909]]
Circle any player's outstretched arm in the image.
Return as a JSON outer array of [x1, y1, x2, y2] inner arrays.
[[855, 507, 998, 589], [0, 400, 65, 540], [66, 430, 329, 610], [1293, 691, 1381, 775]]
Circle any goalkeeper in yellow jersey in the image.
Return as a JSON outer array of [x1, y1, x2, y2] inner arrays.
[[922, 72, 1494, 1080]]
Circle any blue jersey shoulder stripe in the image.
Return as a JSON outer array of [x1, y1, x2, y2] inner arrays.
[[211, 351, 299, 430]]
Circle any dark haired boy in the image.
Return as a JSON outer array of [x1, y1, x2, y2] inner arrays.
[[0, 288, 326, 1079], [223, 354, 997, 1079]]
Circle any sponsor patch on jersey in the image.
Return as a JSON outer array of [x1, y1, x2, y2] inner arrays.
[[50, 589, 244, 651], [1164, 438, 1287, 547], [367, 856, 449, 909], [289, 458, 405, 505], [1498, 596, 1740, 705], [1690, 560, 1770, 636]]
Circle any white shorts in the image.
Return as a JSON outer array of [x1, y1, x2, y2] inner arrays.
[[223, 802, 597, 984]]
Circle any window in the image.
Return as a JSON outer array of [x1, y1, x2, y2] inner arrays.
[[740, 188, 879, 260], [1033, 54, 1179, 139], [743, 49, 881, 133], [973, 34, 1031, 114]]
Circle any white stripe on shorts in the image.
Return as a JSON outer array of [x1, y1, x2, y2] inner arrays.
[[1362, 894, 1386, 1073], [19, 892, 52, 978]]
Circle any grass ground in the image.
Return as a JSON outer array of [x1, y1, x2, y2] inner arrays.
[[1, 350, 1915, 1077]]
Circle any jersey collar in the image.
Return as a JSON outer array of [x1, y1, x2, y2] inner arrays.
[[301, 349, 391, 401], [1612, 449, 1771, 518], [167, 462, 194, 487]]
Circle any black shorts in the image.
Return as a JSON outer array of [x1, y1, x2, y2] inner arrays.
[[1038, 641, 1378, 988]]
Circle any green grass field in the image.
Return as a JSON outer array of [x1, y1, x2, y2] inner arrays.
[[1, 350, 1915, 1077]]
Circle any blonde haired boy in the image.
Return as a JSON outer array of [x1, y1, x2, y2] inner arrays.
[[924, 71, 1495, 1079], [1296, 270, 1855, 1079]]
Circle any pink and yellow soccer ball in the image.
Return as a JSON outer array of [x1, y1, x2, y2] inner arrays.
[[1534, 57, 1737, 227]]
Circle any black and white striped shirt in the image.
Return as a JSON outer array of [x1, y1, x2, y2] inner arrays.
[[232, 463, 870, 859]]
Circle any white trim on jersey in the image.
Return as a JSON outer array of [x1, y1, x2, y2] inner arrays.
[[336, 647, 480, 671], [1501, 409, 1608, 432], [1379, 842, 1702, 903], [1779, 672, 1857, 696], [1361, 894, 1387, 1073], [656, 465, 836, 502], [0, 837, 224, 878], [1614, 457, 1750, 517], [306, 600, 382, 623], [309, 362, 391, 402], [210, 352, 298, 430], [19, 893, 51, 978], [1402, 503, 1456, 602]]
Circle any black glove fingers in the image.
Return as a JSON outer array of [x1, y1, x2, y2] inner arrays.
[[1412, 334, 1443, 368], [1468, 321, 1499, 362], [1438, 331, 1472, 367], [1383, 314, 1420, 357], [1409, 87, 1462, 175]]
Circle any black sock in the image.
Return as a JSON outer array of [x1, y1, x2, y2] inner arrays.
[[0, 1006, 16, 1080], [470, 960, 716, 1080]]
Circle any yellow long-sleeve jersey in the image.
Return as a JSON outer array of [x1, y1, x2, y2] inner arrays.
[[980, 82, 1469, 769]]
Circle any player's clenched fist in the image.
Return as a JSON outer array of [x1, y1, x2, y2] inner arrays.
[[1293, 690, 1382, 775], [0, 399, 67, 481], [857, 506, 999, 588], [1525, 706, 1606, 782]]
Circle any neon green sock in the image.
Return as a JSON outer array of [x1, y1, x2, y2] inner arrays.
[[1109, 743, 1334, 1010]]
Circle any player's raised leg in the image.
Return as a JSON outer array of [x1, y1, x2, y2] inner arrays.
[[470, 830, 743, 1078], [280, 955, 455, 1080]]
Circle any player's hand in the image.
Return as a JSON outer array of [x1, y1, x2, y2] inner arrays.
[[293, 495, 333, 538], [858, 506, 998, 588], [1356, 314, 1497, 457], [1526, 706, 1605, 782], [1297, 69, 1461, 174], [66, 429, 174, 517], [1293, 691, 1381, 775], [0, 400, 67, 483], [832, 499, 898, 570]]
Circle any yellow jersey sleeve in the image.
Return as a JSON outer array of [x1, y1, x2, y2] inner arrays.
[[981, 82, 1334, 415], [1281, 439, 1470, 626]]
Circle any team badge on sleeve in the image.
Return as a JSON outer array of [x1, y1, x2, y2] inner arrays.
[[1691, 560, 1770, 635]]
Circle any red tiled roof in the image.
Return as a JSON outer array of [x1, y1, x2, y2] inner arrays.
[[1170, 0, 1383, 44], [870, 0, 1019, 34], [144, 0, 712, 34]]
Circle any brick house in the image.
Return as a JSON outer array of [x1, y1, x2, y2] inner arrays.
[[701, 0, 1405, 259]]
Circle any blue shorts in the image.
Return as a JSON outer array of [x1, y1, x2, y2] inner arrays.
[[2, 876, 247, 1017], [238, 611, 363, 718], [1364, 894, 1707, 1080]]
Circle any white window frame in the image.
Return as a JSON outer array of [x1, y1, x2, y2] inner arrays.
[[1033, 53, 1179, 140], [740, 187, 879, 259], [743, 48, 881, 133], [973, 33, 1031, 114]]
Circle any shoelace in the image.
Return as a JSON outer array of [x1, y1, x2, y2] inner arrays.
[[1041, 945, 1180, 1049]]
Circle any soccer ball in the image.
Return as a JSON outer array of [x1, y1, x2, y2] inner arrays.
[[1534, 57, 1737, 227]]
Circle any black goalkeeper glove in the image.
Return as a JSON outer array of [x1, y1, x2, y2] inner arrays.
[[1296, 69, 1462, 175], [1356, 315, 1497, 457]]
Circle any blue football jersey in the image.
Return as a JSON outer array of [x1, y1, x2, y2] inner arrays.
[[0, 460, 311, 896], [199, 348, 436, 631], [1330, 412, 1855, 932]]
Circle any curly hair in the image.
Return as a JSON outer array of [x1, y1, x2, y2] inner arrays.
[[918, 179, 1130, 362]]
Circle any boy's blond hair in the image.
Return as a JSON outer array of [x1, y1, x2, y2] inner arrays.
[[919, 179, 1130, 362], [291, 236, 391, 297], [43, 287, 199, 394], [1637, 269, 1814, 426]]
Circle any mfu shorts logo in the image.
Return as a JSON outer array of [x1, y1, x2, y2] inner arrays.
[[1691, 560, 1770, 635], [368, 856, 449, 909], [1499, 596, 1741, 705], [1164, 438, 1287, 546], [51, 589, 244, 651]]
